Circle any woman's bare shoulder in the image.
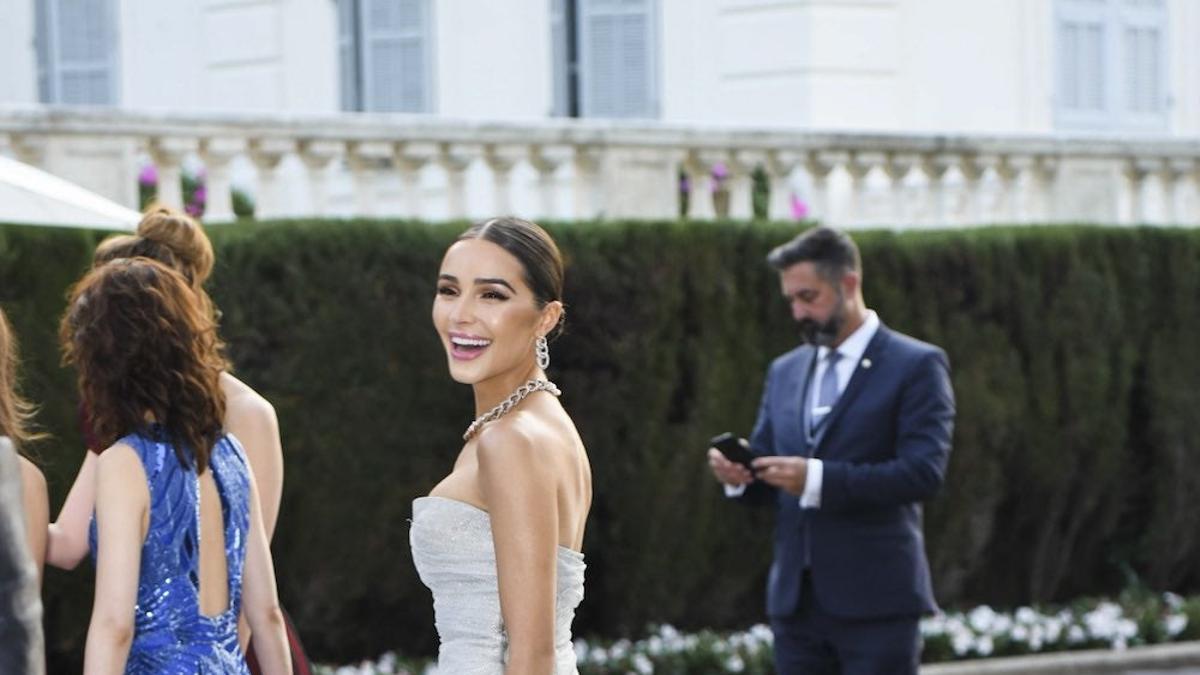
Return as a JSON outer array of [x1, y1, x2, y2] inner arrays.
[[220, 373, 276, 421], [18, 456, 46, 495]]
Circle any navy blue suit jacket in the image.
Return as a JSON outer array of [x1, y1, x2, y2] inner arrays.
[[741, 323, 955, 620]]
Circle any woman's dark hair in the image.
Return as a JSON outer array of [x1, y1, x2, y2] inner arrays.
[[766, 226, 862, 283], [60, 258, 227, 472], [456, 217, 566, 335]]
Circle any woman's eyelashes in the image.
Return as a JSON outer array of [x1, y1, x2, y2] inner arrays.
[[435, 284, 509, 301]]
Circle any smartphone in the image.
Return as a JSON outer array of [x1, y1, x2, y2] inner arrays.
[[710, 432, 757, 473]]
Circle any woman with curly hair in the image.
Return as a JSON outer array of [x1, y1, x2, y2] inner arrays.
[[61, 258, 291, 674], [47, 204, 307, 672], [0, 306, 48, 585], [50, 206, 285, 572]]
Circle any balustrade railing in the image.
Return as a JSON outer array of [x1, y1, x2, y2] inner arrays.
[[2, 106, 1197, 227]]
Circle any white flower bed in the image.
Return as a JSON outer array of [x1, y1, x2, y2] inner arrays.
[[315, 593, 1197, 675]]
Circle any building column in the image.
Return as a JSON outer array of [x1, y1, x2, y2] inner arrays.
[[884, 153, 917, 226], [200, 137, 247, 223], [298, 140, 342, 218], [765, 150, 800, 221], [248, 138, 296, 219], [150, 137, 199, 212], [529, 145, 571, 221]]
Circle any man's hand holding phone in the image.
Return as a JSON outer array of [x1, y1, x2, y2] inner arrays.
[[707, 433, 756, 487]]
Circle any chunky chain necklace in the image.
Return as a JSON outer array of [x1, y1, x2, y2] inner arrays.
[[463, 379, 561, 441]]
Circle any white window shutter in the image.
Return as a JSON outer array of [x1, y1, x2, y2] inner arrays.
[[1056, 0, 1109, 121], [1055, 0, 1168, 132], [1119, 0, 1168, 126], [550, 0, 569, 116], [361, 0, 430, 113], [578, 0, 657, 119], [38, 0, 117, 105], [337, 0, 360, 111], [34, 0, 54, 103]]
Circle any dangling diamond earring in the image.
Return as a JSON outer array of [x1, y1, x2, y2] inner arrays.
[[536, 336, 550, 370]]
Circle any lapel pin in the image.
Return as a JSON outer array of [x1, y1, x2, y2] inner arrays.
[[861, 358, 872, 369]]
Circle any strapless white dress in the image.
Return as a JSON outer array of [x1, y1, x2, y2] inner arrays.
[[410, 496, 586, 675]]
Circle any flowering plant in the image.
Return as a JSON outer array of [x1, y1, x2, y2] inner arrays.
[[135, 162, 207, 218], [315, 593, 1199, 674]]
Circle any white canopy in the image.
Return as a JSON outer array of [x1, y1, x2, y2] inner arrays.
[[0, 155, 139, 230]]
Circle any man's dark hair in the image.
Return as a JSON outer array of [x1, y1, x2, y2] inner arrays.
[[766, 226, 862, 283]]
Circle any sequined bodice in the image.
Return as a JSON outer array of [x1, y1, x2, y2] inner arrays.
[[89, 430, 252, 675], [410, 496, 586, 675]]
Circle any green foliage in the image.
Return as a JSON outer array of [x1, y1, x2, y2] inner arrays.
[[232, 187, 255, 220], [1, 219, 1198, 670], [751, 165, 769, 220]]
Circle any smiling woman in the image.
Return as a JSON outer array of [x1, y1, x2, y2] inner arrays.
[[412, 216, 592, 675]]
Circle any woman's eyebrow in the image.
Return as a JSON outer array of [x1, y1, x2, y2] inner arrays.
[[474, 277, 516, 292]]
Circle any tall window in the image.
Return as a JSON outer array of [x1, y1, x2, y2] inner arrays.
[[34, 0, 119, 105], [551, 0, 659, 119], [1055, 0, 1168, 131], [337, 0, 432, 113]]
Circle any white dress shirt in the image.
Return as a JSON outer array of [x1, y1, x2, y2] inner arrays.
[[725, 310, 880, 509]]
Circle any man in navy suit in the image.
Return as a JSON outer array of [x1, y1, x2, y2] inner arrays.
[[709, 226, 955, 674]]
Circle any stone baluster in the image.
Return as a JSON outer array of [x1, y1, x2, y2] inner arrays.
[[920, 153, 956, 226], [765, 150, 800, 220], [996, 156, 1026, 223], [1030, 156, 1059, 222], [1160, 158, 1194, 225], [484, 145, 525, 216], [346, 141, 392, 217], [394, 141, 436, 219], [884, 153, 917, 226], [438, 143, 476, 220], [845, 152, 882, 226], [528, 145, 571, 220], [248, 138, 296, 219], [1187, 159, 1200, 224], [960, 155, 993, 225], [683, 151, 717, 220], [572, 146, 603, 220], [4, 134, 46, 168], [297, 140, 341, 218], [200, 137, 247, 222], [725, 151, 759, 220], [804, 151, 842, 224], [1121, 157, 1157, 225], [149, 137, 199, 212]]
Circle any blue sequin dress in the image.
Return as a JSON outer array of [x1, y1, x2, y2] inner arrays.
[[90, 429, 252, 674]]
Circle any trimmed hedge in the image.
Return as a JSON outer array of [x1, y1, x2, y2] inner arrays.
[[1, 220, 1198, 671]]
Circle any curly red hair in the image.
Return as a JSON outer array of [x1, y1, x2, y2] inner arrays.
[[93, 204, 225, 347], [60, 258, 227, 472]]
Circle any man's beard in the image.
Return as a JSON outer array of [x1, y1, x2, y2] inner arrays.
[[797, 294, 846, 347]]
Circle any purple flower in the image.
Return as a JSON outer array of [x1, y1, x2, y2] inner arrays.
[[138, 164, 158, 186], [192, 185, 207, 205], [710, 162, 729, 192], [679, 175, 691, 194], [790, 193, 809, 220]]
